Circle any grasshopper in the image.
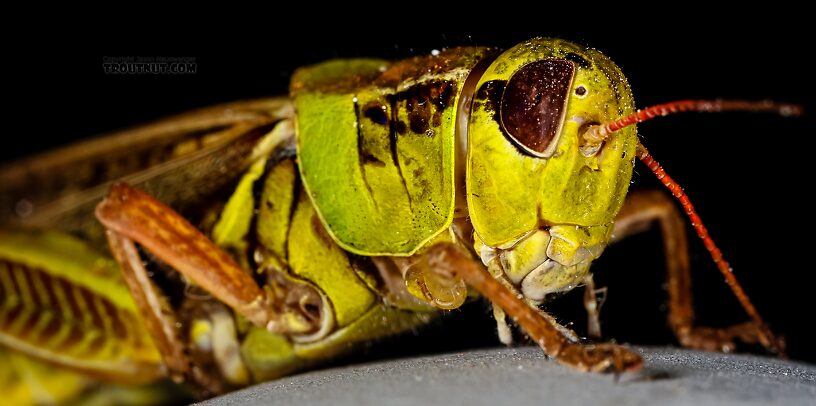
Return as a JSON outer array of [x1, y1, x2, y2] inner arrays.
[[0, 38, 800, 404]]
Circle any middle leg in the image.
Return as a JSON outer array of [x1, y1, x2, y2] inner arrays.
[[613, 189, 781, 353]]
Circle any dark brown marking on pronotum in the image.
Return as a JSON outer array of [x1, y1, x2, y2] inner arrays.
[[387, 95, 414, 209], [430, 81, 455, 127], [401, 86, 431, 134], [430, 80, 456, 130], [395, 120, 407, 135], [358, 104, 387, 166], [361, 154, 386, 167], [353, 98, 377, 203], [501, 59, 575, 156], [396, 80, 457, 135], [386, 96, 401, 167], [363, 102, 389, 126], [374, 47, 473, 89]]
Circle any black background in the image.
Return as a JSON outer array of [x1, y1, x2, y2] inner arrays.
[[6, 18, 815, 366]]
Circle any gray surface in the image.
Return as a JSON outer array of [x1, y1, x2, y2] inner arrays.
[[198, 347, 816, 406]]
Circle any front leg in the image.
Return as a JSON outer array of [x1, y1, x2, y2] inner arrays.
[[583, 275, 605, 340], [427, 244, 643, 374], [613, 189, 783, 354]]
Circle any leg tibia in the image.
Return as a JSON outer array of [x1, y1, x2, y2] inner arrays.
[[427, 244, 642, 373], [613, 189, 782, 354]]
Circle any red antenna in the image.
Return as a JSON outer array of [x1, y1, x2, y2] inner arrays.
[[637, 142, 783, 354], [583, 99, 802, 144], [586, 99, 801, 355]]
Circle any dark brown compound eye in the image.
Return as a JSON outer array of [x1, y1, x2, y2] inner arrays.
[[500, 59, 575, 157]]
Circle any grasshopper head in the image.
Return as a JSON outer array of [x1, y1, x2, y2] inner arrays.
[[467, 39, 637, 297], [468, 38, 638, 249], [466, 38, 800, 302]]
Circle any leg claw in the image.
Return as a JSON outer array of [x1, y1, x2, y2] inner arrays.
[[677, 322, 786, 356], [558, 343, 643, 373]]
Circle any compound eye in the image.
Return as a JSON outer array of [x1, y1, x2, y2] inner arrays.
[[500, 59, 575, 157]]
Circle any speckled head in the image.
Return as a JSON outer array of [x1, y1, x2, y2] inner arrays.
[[467, 38, 638, 248]]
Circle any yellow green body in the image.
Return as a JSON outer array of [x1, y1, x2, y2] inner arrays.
[[0, 38, 638, 403], [292, 48, 491, 256]]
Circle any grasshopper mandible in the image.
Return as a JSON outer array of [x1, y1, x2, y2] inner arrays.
[[0, 38, 800, 403]]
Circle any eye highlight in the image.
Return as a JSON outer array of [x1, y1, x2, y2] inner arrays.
[[499, 59, 576, 157]]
